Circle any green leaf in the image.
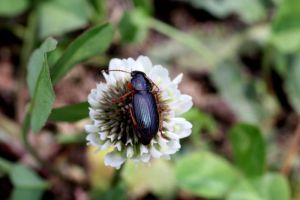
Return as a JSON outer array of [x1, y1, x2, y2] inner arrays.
[[227, 180, 261, 200], [212, 61, 278, 125], [133, 0, 153, 15], [49, 102, 89, 122], [285, 57, 300, 114], [88, 0, 107, 22], [27, 38, 57, 97], [9, 164, 47, 200], [51, 23, 113, 84], [186, 0, 265, 23], [0, 0, 28, 17], [56, 132, 86, 144], [227, 173, 291, 200], [175, 151, 238, 198], [271, 0, 300, 52], [122, 160, 176, 199], [119, 9, 149, 43], [182, 107, 217, 136], [0, 157, 13, 176], [9, 164, 48, 189], [27, 38, 57, 132], [10, 188, 44, 200], [88, 0, 105, 14], [38, 0, 89, 38], [252, 173, 290, 200], [95, 183, 127, 200], [229, 123, 266, 177]]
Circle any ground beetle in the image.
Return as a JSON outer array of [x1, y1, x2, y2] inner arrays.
[[105, 70, 161, 145]]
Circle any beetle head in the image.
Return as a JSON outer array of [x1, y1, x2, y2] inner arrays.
[[131, 71, 151, 91]]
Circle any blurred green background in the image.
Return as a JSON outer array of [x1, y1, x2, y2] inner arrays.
[[0, 0, 300, 199]]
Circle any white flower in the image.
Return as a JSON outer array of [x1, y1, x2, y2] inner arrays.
[[85, 56, 193, 169]]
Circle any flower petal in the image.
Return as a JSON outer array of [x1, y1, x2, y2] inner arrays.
[[104, 152, 126, 169], [150, 146, 162, 158], [109, 58, 130, 81], [165, 117, 192, 139], [172, 94, 193, 116], [85, 124, 98, 133], [86, 132, 99, 145], [126, 146, 134, 158], [137, 56, 153, 73], [148, 65, 171, 87], [172, 73, 183, 85], [140, 154, 151, 162]]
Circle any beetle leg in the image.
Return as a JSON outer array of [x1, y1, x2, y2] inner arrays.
[[153, 92, 165, 113], [159, 129, 169, 140], [152, 84, 160, 93], [158, 114, 168, 140], [127, 82, 134, 90], [129, 105, 138, 128], [112, 90, 134, 104], [112, 83, 135, 104], [147, 78, 160, 93], [153, 92, 169, 140]]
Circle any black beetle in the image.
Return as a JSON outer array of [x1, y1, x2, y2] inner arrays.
[[105, 70, 161, 145]]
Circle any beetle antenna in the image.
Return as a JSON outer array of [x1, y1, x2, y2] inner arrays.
[[102, 69, 131, 74]]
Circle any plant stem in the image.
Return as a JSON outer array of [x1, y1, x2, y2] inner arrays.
[[16, 10, 38, 122], [281, 119, 300, 175], [111, 164, 124, 187], [147, 18, 217, 66], [21, 112, 68, 180], [145, 17, 270, 68], [20, 11, 38, 71], [21, 113, 45, 165]]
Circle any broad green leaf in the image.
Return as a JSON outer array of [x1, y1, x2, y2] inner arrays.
[[96, 183, 127, 200], [182, 107, 217, 136], [186, 0, 265, 23], [10, 188, 44, 200], [27, 38, 57, 132], [229, 123, 266, 177], [49, 102, 89, 122], [88, 0, 107, 22], [0, 0, 28, 17], [30, 66, 55, 132], [56, 132, 86, 144], [38, 0, 89, 38], [212, 61, 278, 125], [175, 151, 238, 198], [227, 180, 261, 200], [89, 0, 106, 14], [119, 9, 149, 43], [9, 164, 48, 189], [9, 165, 47, 200], [252, 173, 290, 200], [271, 0, 300, 52], [181, 108, 218, 146], [269, 49, 289, 77], [51, 23, 113, 84], [27, 38, 57, 97], [133, 0, 153, 15], [227, 173, 290, 200], [0, 157, 13, 176], [285, 57, 300, 114], [122, 160, 176, 199]]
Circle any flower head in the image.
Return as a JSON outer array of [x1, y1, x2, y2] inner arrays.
[[85, 56, 193, 169]]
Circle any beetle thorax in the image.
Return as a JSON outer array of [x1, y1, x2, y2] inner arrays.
[[131, 73, 151, 91]]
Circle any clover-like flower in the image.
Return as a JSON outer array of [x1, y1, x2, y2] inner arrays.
[[85, 56, 193, 169]]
